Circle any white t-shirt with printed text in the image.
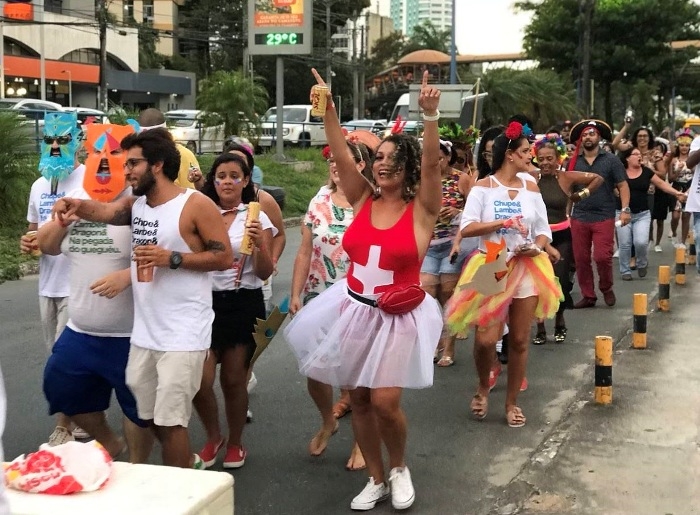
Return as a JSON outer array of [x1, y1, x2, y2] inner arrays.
[[26, 165, 85, 297], [684, 137, 700, 213]]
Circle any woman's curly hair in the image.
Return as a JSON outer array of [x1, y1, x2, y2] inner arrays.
[[378, 133, 422, 201]]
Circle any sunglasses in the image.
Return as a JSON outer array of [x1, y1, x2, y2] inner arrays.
[[43, 135, 73, 145], [123, 157, 148, 170]]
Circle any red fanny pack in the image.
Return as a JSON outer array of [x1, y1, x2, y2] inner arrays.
[[348, 285, 426, 315]]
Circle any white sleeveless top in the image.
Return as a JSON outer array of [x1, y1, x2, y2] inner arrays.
[[130, 188, 214, 351], [460, 175, 551, 259]]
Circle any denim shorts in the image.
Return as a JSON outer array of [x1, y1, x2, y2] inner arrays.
[[421, 240, 463, 275]]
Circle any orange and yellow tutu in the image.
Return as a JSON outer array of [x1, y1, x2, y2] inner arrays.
[[445, 252, 563, 335]]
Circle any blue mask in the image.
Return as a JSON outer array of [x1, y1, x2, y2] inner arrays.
[[38, 112, 80, 183]]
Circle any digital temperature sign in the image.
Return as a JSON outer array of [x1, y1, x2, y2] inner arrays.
[[248, 0, 312, 55], [254, 32, 304, 46]]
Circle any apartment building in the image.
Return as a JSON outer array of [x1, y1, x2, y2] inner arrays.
[[389, 0, 453, 35]]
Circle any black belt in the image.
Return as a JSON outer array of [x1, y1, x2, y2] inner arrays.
[[347, 289, 378, 308]]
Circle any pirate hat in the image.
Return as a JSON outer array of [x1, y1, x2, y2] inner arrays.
[[570, 119, 612, 143]]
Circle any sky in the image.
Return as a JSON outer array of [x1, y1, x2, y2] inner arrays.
[[370, 0, 531, 56]]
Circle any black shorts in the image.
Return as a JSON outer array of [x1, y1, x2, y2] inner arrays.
[[211, 288, 265, 363], [651, 190, 670, 220]]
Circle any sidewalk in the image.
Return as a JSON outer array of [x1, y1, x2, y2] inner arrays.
[[487, 263, 700, 514]]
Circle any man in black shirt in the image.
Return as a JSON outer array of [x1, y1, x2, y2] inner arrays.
[[568, 120, 631, 308]]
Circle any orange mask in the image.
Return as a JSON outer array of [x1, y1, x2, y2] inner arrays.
[[83, 124, 135, 202]]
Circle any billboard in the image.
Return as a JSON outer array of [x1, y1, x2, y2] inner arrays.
[[248, 0, 312, 56], [4, 0, 34, 20]]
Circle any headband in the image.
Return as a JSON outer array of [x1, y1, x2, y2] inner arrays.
[[139, 122, 167, 131]]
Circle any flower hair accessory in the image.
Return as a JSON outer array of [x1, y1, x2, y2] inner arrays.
[[505, 122, 522, 140], [533, 134, 567, 163], [675, 127, 695, 141]]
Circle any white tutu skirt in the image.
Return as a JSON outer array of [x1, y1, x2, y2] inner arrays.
[[284, 279, 443, 389]]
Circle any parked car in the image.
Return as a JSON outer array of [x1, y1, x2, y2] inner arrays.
[[0, 99, 64, 151], [341, 119, 387, 136], [165, 109, 229, 154], [63, 107, 110, 125], [258, 105, 325, 148]]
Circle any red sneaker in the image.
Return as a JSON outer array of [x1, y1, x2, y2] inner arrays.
[[199, 439, 225, 469], [488, 363, 502, 391], [223, 445, 247, 469], [520, 377, 528, 392]]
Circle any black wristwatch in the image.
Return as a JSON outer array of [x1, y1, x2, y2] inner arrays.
[[169, 251, 183, 270]]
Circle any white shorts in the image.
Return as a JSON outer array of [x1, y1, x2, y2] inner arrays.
[[39, 296, 69, 350], [125, 345, 206, 427]]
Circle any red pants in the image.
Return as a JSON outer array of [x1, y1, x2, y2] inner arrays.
[[570, 217, 615, 300]]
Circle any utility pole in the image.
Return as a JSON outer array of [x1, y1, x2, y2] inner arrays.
[[351, 12, 359, 120], [580, 0, 594, 116], [358, 16, 367, 119], [98, 0, 108, 111], [325, 0, 336, 90]]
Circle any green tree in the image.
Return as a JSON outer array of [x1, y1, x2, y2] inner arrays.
[[481, 68, 580, 131], [516, 0, 700, 123], [404, 21, 450, 54], [196, 70, 269, 138], [0, 113, 35, 225], [366, 31, 407, 75]]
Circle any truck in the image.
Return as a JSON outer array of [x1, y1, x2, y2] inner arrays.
[[385, 84, 487, 136]]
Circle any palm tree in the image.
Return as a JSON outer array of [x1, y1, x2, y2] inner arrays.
[[196, 70, 269, 143], [481, 68, 580, 131], [404, 21, 451, 54]]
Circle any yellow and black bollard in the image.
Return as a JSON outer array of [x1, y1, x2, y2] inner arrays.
[[688, 232, 696, 266], [632, 293, 647, 349], [658, 265, 670, 312], [594, 335, 612, 404], [675, 247, 686, 285]]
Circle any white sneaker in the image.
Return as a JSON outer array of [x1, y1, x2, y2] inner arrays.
[[247, 372, 257, 394], [655, 245, 663, 253], [350, 477, 390, 511], [613, 249, 619, 258], [47, 426, 74, 447], [389, 467, 415, 510]]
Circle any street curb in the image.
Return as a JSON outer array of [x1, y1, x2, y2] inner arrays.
[[484, 278, 685, 515], [283, 216, 302, 229]]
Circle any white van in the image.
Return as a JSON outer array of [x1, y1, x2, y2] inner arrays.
[[258, 105, 326, 148]]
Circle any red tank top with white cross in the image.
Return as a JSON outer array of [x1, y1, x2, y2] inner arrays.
[[343, 197, 421, 295]]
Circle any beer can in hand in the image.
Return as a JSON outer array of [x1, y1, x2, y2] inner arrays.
[[239, 201, 261, 255], [310, 85, 329, 117]]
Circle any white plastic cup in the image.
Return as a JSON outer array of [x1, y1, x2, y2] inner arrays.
[[615, 220, 623, 228]]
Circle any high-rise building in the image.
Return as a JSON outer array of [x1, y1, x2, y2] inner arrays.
[[389, 0, 452, 35]]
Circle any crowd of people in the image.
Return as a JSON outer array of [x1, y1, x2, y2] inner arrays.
[[15, 73, 700, 512]]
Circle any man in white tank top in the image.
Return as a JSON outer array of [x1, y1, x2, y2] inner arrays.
[[52, 128, 233, 468]]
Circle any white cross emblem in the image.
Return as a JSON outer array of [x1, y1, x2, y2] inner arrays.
[[352, 245, 394, 294]]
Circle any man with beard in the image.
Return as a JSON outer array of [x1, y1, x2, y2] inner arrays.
[[52, 128, 233, 468], [38, 122, 152, 462], [568, 120, 631, 308], [20, 111, 86, 446]]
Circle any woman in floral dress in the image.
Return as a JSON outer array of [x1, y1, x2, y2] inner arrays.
[[290, 139, 374, 471]]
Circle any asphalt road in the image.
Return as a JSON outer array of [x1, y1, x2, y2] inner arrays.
[[0, 227, 689, 514]]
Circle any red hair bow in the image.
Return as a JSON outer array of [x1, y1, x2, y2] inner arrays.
[[391, 115, 407, 135]]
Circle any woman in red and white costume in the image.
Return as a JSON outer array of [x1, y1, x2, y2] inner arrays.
[[284, 69, 443, 512]]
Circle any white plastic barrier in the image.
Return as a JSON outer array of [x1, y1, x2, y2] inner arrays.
[[6, 462, 234, 514]]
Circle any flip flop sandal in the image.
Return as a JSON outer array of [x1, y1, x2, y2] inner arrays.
[[433, 346, 445, 363], [470, 393, 488, 420], [532, 331, 547, 345], [436, 355, 455, 367], [554, 326, 567, 343], [506, 406, 526, 428], [345, 443, 366, 471]]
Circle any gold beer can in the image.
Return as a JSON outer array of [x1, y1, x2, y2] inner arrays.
[[310, 85, 329, 117]]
